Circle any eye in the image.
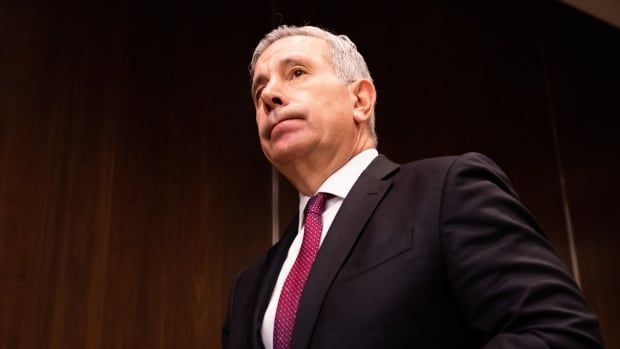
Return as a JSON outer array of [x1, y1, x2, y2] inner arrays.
[[254, 87, 263, 102], [292, 69, 306, 78]]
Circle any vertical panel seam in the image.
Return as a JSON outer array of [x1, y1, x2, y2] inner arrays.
[[535, 2, 581, 286]]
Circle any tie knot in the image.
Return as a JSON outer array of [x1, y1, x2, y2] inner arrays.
[[304, 192, 333, 215]]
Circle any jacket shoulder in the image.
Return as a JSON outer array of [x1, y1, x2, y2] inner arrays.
[[399, 152, 495, 170]]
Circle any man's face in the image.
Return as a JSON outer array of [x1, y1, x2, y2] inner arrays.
[[251, 35, 357, 167]]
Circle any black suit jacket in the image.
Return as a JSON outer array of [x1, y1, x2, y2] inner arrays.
[[223, 153, 603, 348]]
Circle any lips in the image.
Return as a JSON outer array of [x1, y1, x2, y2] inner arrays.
[[264, 108, 305, 140]]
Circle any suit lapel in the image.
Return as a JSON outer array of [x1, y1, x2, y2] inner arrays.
[[291, 155, 400, 349], [250, 217, 299, 349]]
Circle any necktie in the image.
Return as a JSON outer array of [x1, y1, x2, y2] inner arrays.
[[273, 192, 332, 349]]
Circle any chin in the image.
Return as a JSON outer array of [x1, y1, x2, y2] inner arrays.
[[264, 141, 312, 167]]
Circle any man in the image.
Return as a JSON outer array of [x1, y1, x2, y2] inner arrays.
[[223, 25, 603, 348]]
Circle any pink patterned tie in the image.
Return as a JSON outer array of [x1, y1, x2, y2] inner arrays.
[[273, 192, 332, 349]]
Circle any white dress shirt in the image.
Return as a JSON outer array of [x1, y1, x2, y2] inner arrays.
[[261, 149, 379, 349]]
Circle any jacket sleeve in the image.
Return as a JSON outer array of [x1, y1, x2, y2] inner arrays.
[[439, 152, 604, 348]]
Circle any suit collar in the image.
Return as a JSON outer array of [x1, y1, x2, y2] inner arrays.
[[250, 217, 299, 349], [291, 155, 399, 348], [363, 154, 400, 180]]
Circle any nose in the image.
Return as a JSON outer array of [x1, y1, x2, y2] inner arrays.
[[261, 80, 287, 114]]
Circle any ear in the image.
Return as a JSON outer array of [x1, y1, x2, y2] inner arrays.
[[350, 79, 376, 124]]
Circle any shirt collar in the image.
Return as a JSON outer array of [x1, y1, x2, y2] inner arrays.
[[299, 148, 379, 208]]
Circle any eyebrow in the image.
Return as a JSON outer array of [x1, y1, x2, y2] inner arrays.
[[251, 56, 311, 97]]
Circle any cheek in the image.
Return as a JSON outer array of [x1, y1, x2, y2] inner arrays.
[[322, 98, 355, 128], [255, 113, 266, 133], [322, 86, 353, 113]]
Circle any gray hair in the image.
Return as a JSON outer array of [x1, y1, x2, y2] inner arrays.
[[250, 25, 377, 143]]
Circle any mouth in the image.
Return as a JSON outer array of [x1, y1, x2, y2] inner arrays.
[[264, 110, 305, 140]]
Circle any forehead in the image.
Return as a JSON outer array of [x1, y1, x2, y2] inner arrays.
[[254, 35, 331, 73]]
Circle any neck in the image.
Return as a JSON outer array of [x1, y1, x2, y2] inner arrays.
[[277, 138, 375, 196]]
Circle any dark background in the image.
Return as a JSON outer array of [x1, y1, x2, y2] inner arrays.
[[0, 1, 618, 348]]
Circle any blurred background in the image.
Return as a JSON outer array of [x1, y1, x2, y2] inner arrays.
[[0, 0, 618, 347]]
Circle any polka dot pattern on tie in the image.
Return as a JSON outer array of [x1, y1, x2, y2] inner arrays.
[[273, 192, 332, 349]]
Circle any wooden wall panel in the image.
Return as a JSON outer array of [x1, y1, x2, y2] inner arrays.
[[0, 1, 271, 348], [2, 0, 618, 347], [539, 2, 620, 347]]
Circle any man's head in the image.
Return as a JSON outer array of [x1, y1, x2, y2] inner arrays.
[[249, 25, 377, 191]]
